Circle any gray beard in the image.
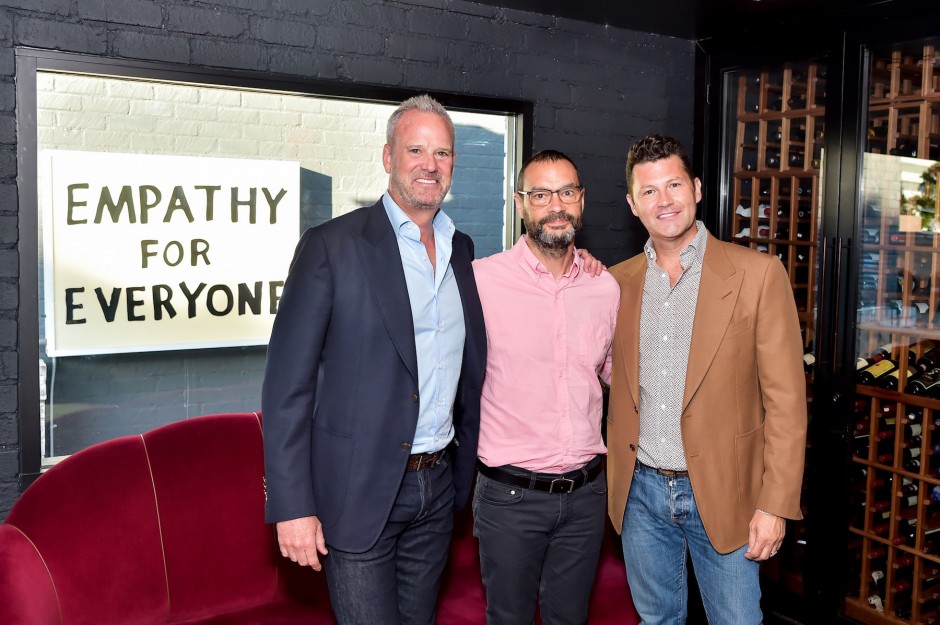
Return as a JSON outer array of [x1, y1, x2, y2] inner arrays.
[[526, 211, 581, 258]]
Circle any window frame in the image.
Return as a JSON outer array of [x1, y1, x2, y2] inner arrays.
[[15, 48, 533, 481]]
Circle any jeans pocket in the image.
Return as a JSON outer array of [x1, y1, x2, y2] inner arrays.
[[476, 475, 525, 506], [588, 469, 608, 495]]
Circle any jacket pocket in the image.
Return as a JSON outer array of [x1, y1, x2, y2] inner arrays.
[[310, 427, 353, 526], [734, 425, 764, 511]]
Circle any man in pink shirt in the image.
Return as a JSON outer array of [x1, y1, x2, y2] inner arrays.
[[472, 150, 620, 625]]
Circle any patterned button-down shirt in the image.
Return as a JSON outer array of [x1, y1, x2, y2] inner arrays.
[[636, 222, 708, 471]]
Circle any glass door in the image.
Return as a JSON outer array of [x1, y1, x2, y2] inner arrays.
[[846, 38, 940, 625], [721, 56, 827, 617]]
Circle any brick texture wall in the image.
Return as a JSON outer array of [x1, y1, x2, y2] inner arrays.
[[0, 0, 695, 518]]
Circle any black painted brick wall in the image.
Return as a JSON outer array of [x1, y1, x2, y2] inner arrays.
[[0, 0, 695, 519]]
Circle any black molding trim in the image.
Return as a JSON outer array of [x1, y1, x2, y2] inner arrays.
[[15, 50, 41, 486]]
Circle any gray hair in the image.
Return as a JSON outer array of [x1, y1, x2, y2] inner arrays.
[[386, 94, 455, 145]]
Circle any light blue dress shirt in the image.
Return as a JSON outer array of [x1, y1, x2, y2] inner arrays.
[[383, 194, 466, 454]]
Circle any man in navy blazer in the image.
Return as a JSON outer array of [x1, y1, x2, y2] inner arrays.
[[262, 95, 486, 625]]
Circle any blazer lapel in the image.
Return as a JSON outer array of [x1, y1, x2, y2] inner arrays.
[[617, 257, 646, 411], [682, 236, 743, 411], [452, 239, 486, 378], [356, 201, 419, 386]]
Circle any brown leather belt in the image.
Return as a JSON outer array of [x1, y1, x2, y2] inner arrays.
[[637, 460, 689, 478], [406, 448, 447, 471]]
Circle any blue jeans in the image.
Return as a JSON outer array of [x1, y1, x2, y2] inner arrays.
[[322, 456, 455, 625], [473, 463, 608, 625], [620, 462, 762, 625]]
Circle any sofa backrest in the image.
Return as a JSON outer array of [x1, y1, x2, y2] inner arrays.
[[143, 412, 281, 622], [4, 426, 171, 624], [0, 412, 293, 625]]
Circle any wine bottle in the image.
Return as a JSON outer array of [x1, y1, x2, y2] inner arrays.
[[858, 358, 898, 385], [905, 367, 940, 395], [915, 255, 933, 295], [893, 553, 915, 571], [901, 407, 922, 424], [902, 447, 922, 471], [787, 95, 807, 109], [915, 348, 940, 373], [862, 345, 893, 367], [878, 363, 914, 390], [852, 433, 870, 458], [909, 339, 937, 365], [922, 526, 940, 554], [892, 579, 913, 594]]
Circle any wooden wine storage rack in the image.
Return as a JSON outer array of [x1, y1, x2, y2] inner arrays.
[[849, 42, 940, 625], [730, 61, 826, 343]]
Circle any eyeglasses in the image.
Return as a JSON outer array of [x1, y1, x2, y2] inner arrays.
[[516, 186, 584, 207]]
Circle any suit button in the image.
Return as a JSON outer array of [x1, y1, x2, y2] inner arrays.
[[629, 444, 636, 451], [412, 393, 419, 403], [401, 442, 412, 450], [634, 405, 638, 413]]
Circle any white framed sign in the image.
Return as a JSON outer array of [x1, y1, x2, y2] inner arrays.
[[41, 150, 299, 356]]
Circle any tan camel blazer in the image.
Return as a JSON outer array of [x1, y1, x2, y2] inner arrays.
[[607, 234, 807, 554]]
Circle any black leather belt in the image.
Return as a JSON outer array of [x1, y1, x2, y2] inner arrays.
[[637, 459, 689, 478], [477, 456, 604, 494], [407, 448, 446, 471]]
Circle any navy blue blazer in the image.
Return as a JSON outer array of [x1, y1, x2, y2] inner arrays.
[[262, 200, 486, 553]]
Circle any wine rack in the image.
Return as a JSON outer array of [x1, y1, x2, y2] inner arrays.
[[726, 60, 825, 602], [729, 60, 826, 345], [848, 42, 940, 625]]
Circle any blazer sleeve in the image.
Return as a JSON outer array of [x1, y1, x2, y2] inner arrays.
[[261, 228, 334, 524], [754, 258, 808, 520]]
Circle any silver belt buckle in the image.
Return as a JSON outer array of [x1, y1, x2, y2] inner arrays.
[[549, 477, 575, 493]]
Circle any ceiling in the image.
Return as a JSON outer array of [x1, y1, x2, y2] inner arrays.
[[469, 0, 895, 41]]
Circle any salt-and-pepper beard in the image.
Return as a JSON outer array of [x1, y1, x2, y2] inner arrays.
[[525, 210, 583, 258]]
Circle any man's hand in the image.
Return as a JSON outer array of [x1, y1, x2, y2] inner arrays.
[[276, 516, 329, 571], [577, 249, 607, 277], [744, 509, 785, 561]]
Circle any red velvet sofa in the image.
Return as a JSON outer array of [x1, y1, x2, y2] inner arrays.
[[0, 412, 333, 624], [0, 412, 638, 625]]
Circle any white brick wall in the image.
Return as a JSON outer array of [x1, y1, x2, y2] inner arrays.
[[37, 72, 510, 245]]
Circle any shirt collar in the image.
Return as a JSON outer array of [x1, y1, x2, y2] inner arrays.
[[511, 235, 581, 279], [643, 220, 708, 271], [382, 192, 454, 240]]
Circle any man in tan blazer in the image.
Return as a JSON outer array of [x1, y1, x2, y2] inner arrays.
[[607, 134, 807, 624]]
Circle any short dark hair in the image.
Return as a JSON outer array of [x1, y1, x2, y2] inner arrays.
[[517, 149, 580, 190], [625, 134, 695, 195]]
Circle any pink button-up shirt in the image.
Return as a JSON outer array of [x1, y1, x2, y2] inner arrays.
[[473, 237, 620, 473]]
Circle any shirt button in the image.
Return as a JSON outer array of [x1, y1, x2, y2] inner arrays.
[[662, 335, 668, 341], [661, 437, 667, 443], [662, 370, 668, 375], [661, 404, 666, 411], [664, 302, 669, 308]]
